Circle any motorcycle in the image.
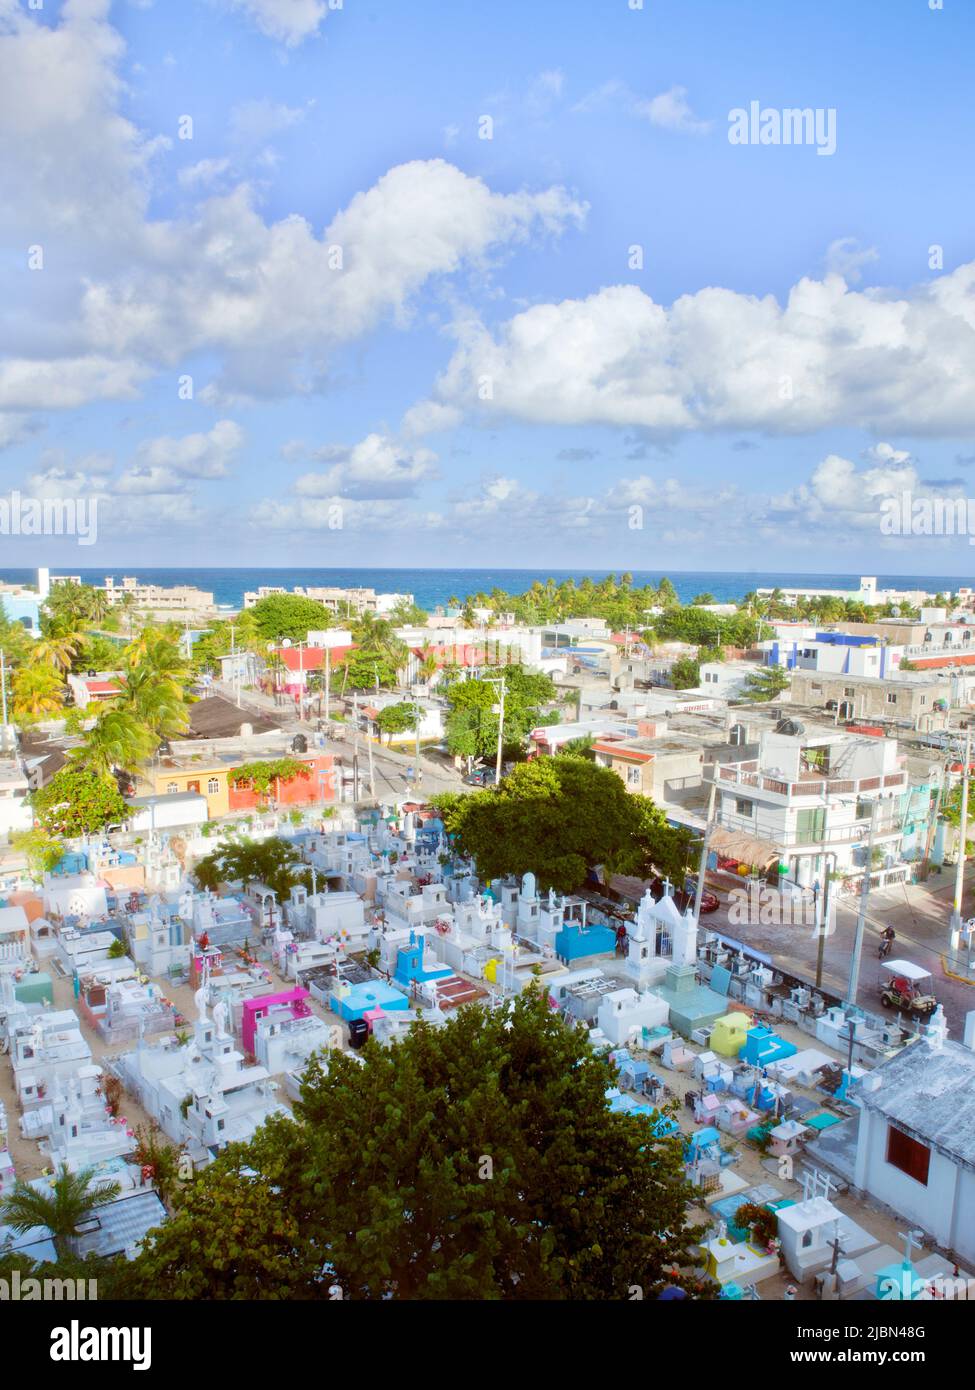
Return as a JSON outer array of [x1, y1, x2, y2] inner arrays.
[[878, 931, 895, 960]]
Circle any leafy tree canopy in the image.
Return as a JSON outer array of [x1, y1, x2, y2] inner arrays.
[[375, 702, 421, 741], [128, 990, 708, 1300], [249, 594, 338, 644], [670, 656, 701, 690], [194, 835, 308, 901], [33, 765, 128, 837], [433, 755, 691, 892]]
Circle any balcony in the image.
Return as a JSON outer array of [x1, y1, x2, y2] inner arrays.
[[716, 764, 906, 801]]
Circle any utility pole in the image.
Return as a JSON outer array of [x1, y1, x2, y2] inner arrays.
[[950, 728, 972, 948], [847, 799, 880, 1008], [692, 782, 717, 924], [494, 674, 506, 784], [323, 647, 330, 724], [0, 647, 8, 726], [814, 851, 837, 991]]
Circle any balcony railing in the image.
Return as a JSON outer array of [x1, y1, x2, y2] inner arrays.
[[717, 765, 907, 799]]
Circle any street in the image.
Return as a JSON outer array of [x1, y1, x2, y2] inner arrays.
[[704, 862, 975, 1036]]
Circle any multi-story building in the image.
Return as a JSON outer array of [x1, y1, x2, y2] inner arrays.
[[711, 723, 910, 885], [52, 574, 216, 614], [243, 585, 411, 614]]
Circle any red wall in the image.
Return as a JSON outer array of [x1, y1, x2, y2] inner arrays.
[[228, 754, 337, 810]]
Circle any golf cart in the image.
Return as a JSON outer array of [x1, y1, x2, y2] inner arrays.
[[879, 959, 938, 1017]]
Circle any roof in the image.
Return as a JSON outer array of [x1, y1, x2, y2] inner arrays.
[[859, 1038, 975, 1170], [86, 679, 120, 694], [187, 693, 282, 739]]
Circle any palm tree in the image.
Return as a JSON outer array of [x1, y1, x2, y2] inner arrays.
[[351, 613, 409, 676], [1, 1164, 121, 1260], [118, 671, 189, 741], [72, 706, 157, 777], [29, 629, 82, 675], [12, 665, 66, 722]]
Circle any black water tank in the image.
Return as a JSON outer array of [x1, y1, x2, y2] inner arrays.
[[348, 1018, 369, 1050], [292, 734, 308, 754]]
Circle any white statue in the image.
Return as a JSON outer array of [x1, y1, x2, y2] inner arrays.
[[194, 983, 210, 1021], [212, 999, 229, 1039]]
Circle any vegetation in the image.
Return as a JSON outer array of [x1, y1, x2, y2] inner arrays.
[[670, 656, 701, 690], [248, 593, 338, 645], [193, 835, 309, 901], [11, 827, 64, 878], [432, 756, 691, 893], [443, 665, 557, 764], [1, 1164, 121, 1261], [32, 765, 128, 836], [743, 666, 791, 702], [229, 757, 311, 801], [127, 990, 707, 1300], [374, 702, 421, 743]]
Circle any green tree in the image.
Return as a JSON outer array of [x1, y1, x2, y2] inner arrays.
[[33, 765, 128, 836], [670, 656, 701, 690], [1, 1164, 121, 1260], [129, 992, 707, 1300], [744, 666, 791, 702], [194, 835, 308, 901], [12, 828, 64, 879], [249, 594, 336, 644], [72, 707, 157, 777], [375, 702, 421, 744], [11, 664, 66, 723], [691, 592, 716, 606], [433, 756, 690, 892]]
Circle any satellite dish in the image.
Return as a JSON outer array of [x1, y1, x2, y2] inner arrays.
[[281, 639, 293, 649]]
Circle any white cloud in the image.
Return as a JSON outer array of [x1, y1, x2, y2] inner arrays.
[[430, 263, 975, 437], [77, 161, 586, 402], [223, 0, 328, 47], [634, 85, 711, 134], [292, 432, 438, 499], [130, 419, 245, 478]]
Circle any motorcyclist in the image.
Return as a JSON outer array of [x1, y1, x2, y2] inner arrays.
[[878, 925, 896, 959]]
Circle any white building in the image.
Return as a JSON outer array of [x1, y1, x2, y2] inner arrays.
[[713, 724, 909, 884], [853, 1012, 975, 1267], [0, 758, 32, 843]]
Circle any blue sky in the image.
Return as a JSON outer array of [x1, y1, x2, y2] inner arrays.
[[2, 0, 975, 573]]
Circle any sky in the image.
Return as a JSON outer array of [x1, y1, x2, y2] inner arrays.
[[2, 0, 975, 573]]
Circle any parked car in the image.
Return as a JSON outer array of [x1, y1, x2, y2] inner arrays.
[[649, 875, 719, 915], [464, 767, 498, 787]]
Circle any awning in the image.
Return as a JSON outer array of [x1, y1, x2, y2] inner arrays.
[[708, 827, 781, 868]]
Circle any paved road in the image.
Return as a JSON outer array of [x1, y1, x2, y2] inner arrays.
[[211, 680, 468, 802], [705, 863, 975, 1035]]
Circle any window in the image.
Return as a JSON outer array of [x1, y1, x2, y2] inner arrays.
[[844, 687, 854, 697], [810, 682, 822, 692], [166, 781, 178, 794], [920, 696, 927, 706], [886, 1124, 930, 1186], [735, 798, 753, 817], [886, 693, 897, 705], [208, 778, 220, 794], [626, 766, 642, 788]]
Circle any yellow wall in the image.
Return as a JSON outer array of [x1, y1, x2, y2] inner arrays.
[[150, 766, 230, 818]]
